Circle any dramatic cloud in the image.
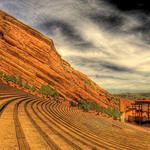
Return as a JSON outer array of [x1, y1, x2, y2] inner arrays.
[[0, 0, 150, 93]]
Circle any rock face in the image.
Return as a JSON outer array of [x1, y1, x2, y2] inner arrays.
[[0, 10, 119, 108]]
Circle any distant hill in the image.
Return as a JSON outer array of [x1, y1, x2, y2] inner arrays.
[[115, 93, 150, 100]]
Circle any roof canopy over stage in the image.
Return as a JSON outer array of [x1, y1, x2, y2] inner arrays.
[[135, 100, 150, 104]]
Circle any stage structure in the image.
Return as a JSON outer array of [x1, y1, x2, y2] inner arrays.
[[131, 100, 150, 125]]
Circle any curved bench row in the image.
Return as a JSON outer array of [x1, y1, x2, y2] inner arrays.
[[0, 90, 150, 150]]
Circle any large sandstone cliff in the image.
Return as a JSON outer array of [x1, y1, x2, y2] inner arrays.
[[0, 10, 119, 108]]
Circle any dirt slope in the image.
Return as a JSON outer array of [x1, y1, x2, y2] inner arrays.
[[0, 10, 118, 108]]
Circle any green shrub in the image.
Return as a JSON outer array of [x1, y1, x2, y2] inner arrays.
[[39, 84, 59, 98], [104, 107, 121, 119], [23, 82, 31, 89], [77, 99, 91, 112], [82, 103, 90, 112], [95, 105, 104, 113], [2, 74, 17, 83], [0, 71, 38, 93], [9, 75, 17, 83], [16, 77, 23, 87], [53, 92, 59, 100], [70, 101, 77, 107], [111, 108, 121, 119], [76, 99, 121, 118], [0, 71, 4, 78], [30, 85, 36, 92], [84, 80, 91, 86], [0, 72, 18, 84], [77, 99, 103, 112], [3, 74, 8, 82], [89, 101, 98, 111], [77, 99, 85, 109], [39, 85, 49, 97]]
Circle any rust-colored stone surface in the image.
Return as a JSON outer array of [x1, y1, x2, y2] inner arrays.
[[120, 99, 133, 112], [0, 10, 119, 108]]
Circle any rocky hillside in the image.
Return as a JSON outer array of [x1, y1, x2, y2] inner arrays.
[[0, 10, 119, 108]]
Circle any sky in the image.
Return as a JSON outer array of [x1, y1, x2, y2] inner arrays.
[[0, 0, 150, 93]]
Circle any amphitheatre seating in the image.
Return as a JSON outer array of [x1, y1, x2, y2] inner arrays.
[[0, 84, 150, 150]]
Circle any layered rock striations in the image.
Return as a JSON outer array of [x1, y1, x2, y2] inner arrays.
[[0, 10, 119, 108]]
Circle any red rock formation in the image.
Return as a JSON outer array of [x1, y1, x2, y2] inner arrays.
[[0, 10, 119, 108], [120, 98, 133, 112]]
